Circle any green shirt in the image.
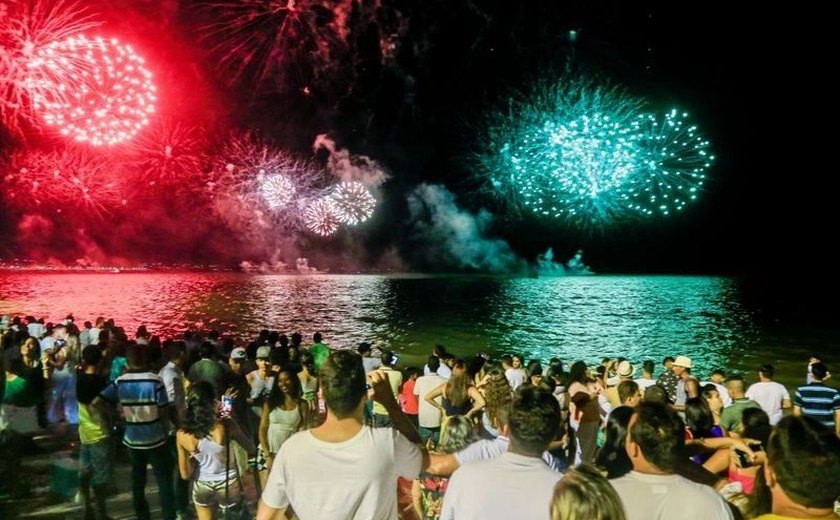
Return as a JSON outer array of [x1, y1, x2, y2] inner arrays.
[[309, 343, 331, 372], [720, 398, 761, 432]]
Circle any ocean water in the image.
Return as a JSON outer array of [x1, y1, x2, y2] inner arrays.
[[1, 272, 836, 388]]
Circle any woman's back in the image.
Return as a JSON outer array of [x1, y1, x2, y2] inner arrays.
[[191, 425, 233, 481]]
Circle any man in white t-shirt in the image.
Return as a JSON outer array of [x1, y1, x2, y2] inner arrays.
[[610, 402, 733, 520], [357, 342, 382, 374], [257, 351, 426, 520], [414, 355, 445, 444], [634, 360, 658, 394], [745, 364, 791, 425], [439, 386, 563, 520]]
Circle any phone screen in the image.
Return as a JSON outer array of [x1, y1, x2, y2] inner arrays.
[[220, 395, 233, 418]]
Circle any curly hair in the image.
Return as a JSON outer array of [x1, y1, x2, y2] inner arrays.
[[483, 367, 513, 429], [182, 381, 217, 438], [438, 415, 479, 454]]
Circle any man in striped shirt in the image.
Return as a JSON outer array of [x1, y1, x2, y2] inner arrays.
[[95, 343, 178, 520], [793, 362, 840, 438]]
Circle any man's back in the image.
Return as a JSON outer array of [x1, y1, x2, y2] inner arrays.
[[187, 359, 224, 395], [99, 371, 168, 449], [610, 471, 733, 520], [795, 382, 840, 429], [720, 398, 761, 431], [440, 452, 560, 520], [745, 381, 789, 424], [262, 426, 421, 520]]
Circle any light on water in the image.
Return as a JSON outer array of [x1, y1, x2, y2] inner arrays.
[[0, 272, 762, 376]]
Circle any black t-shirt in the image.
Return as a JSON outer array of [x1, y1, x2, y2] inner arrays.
[[77, 373, 108, 405]]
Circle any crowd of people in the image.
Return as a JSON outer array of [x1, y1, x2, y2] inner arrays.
[[1, 313, 839, 520]]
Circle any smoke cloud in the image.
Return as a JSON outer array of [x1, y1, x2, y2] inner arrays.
[[405, 184, 525, 273]]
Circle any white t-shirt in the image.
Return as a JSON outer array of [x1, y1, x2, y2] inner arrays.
[[262, 426, 422, 520], [414, 374, 445, 428], [634, 377, 657, 392], [505, 368, 525, 390], [424, 363, 452, 380], [610, 471, 733, 520], [362, 357, 382, 374], [441, 452, 561, 520], [455, 435, 565, 472], [745, 381, 790, 425]]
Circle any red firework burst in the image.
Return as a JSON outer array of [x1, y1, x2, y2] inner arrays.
[[0, 0, 99, 136], [125, 120, 207, 189], [5, 146, 125, 216], [27, 34, 157, 146]]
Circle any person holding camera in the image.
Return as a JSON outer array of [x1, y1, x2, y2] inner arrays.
[[177, 381, 256, 520], [372, 350, 404, 427], [42, 324, 79, 426]]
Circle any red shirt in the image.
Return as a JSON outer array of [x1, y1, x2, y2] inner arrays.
[[401, 378, 419, 415]]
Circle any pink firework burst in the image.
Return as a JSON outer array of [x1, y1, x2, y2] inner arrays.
[[211, 132, 322, 198], [303, 196, 341, 236], [27, 34, 157, 146], [329, 180, 376, 225], [125, 120, 206, 189], [198, 0, 352, 87], [0, 0, 99, 136], [5, 146, 125, 216]]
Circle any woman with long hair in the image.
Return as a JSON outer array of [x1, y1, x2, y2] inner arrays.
[[478, 366, 512, 439], [1, 337, 48, 433], [177, 381, 255, 520], [593, 406, 634, 479], [411, 415, 480, 520], [567, 361, 600, 465], [424, 359, 485, 421], [551, 465, 626, 520], [259, 369, 311, 478]]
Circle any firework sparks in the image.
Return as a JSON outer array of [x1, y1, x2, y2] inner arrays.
[[329, 180, 376, 225], [304, 195, 341, 236], [0, 0, 99, 135], [5, 146, 125, 215], [259, 172, 296, 209], [198, 0, 351, 87], [125, 120, 206, 189], [629, 109, 714, 217], [474, 76, 713, 227], [27, 34, 157, 146]]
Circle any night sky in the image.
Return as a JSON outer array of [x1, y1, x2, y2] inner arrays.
[[0, 1, 832, 276]]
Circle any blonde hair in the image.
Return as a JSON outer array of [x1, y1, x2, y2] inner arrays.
[[550, 465, 626, 520]]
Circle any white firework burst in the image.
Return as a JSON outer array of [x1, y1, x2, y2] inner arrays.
[[329, 180, 376, 225]]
